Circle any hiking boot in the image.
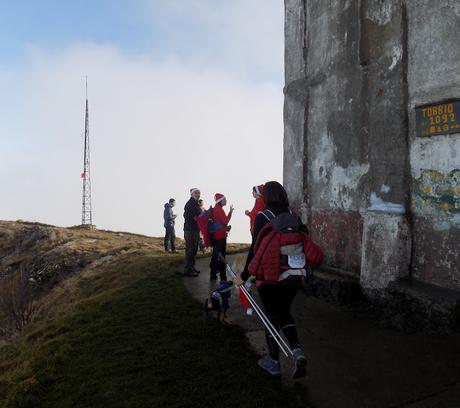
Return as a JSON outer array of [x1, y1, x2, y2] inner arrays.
[[184, 270, 199, 277], [292, 348, 307, 379], [258, 355, 281, 377]]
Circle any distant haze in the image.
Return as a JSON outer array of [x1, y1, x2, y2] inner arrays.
[[0, 1, 284, 243]]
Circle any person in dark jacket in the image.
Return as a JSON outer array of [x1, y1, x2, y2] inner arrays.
[[241, 181, 307, 379], [183, 188, 202, 277], [163, 198, 177, 253]]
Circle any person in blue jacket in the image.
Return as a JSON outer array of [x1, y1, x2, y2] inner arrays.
[[163, 198, 177, 253]]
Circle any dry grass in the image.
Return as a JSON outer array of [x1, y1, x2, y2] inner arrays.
[[0, 220, 248, 338], [0, 223, 302, 408], [0, 265, 37, 336]]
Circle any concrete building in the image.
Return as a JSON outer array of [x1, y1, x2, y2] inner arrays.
[[283, 0, 460, 329]]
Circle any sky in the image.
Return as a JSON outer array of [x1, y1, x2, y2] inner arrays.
[[0, 0, 284, 243]]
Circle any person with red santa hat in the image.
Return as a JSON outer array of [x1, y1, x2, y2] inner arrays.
[[209, 193, 234, 280], [245, 184, 266, 235]]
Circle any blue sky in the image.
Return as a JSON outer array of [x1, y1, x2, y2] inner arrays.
[[0, 0, 283, 82], [0, 1, 284, 242], [0, 1, 148, 62]]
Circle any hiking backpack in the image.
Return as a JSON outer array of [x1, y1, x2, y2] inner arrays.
[[195, 207, 226, 248], [248, 210, 324, 284]]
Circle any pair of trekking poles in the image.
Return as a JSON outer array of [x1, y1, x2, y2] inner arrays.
[[221, 256, 294, 358]]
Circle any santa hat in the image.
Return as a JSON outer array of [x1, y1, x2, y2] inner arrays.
[[190, 187, 200, 195], [214, 193, 226, 204], [253, 184, 265, 196]]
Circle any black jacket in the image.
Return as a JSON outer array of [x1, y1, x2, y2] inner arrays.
[[183, 198, 201, 232]]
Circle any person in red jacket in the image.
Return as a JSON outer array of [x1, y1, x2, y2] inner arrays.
[[209, 193, 234, 280], [245, 184, 265, 235], [241, 181, 310, 379]]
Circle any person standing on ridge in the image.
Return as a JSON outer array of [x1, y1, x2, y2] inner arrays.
[[209, 193, 233, 281], [183, 188, 202, 277], [163, 198, 177, 253], [245, 184, 265, 235]]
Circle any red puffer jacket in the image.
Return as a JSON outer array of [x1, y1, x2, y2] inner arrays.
[[248, 223, 323, 284]]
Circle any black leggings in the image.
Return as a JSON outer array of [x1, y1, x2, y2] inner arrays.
[[258, 283, 301, 360], [210, 238, 227, 280]]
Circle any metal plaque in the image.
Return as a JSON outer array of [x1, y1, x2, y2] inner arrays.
[[415, 99, 460, 137]]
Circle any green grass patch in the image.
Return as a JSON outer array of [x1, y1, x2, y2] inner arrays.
[[0, 253, 306, 408]]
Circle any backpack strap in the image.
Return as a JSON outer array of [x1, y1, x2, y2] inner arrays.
[[258, 209, 276, 221]]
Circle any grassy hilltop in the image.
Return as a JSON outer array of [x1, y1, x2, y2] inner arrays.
[[0, 221, 302, 408]]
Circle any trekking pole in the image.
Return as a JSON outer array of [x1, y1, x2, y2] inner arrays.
[[222, 259, 293, 358], [237, 275, 293, 357]]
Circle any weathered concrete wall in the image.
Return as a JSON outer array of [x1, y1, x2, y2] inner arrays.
[[284, 0, 308, 222], [284, 0, 460, 292], [407, 0, 460, 291], [359, 0, 412, 289], [284, 0, 370, 274]]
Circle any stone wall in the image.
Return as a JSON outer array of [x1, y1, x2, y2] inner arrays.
[[284, 0, 460, 292]]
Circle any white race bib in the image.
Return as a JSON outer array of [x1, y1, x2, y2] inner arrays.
[[288, 254, 306, 269]]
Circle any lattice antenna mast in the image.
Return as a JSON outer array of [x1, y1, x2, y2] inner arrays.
[[81, 77, 92, 226]]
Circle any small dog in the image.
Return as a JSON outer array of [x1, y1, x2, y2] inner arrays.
[[203, 280, 233, 320]]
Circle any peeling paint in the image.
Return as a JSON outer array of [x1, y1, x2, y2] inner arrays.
[[433, 215, 460, 231], [413, 169, 460, 215], [368, 192, 405, 214], [410, 135, 460, 179], [361, 213, 411, 290], [447, 0, 460, 18], [365, 1, 393, 25], [389, 46, 402, 71], [311, 132, 369, 211]]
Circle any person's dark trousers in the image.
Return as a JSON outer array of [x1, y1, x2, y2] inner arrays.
[[184, 229, 200, 273], [258, 282, 301, 360], [210, 238, 227, 280], [164, 226, 176, 252]]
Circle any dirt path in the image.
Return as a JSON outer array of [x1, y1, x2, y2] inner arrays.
[[184, 254, 460, 408]]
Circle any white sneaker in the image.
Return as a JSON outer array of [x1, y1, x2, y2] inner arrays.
[[258, 355, 281, 377]]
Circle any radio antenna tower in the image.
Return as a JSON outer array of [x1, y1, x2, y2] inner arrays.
[[81, 77, 93, 227]]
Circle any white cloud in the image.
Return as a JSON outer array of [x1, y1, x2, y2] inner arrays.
[[140, 0, 284, 82], [0, 43, 283, 243]]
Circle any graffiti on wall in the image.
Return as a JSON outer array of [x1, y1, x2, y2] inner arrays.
[[412, 169, 460, 214]]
